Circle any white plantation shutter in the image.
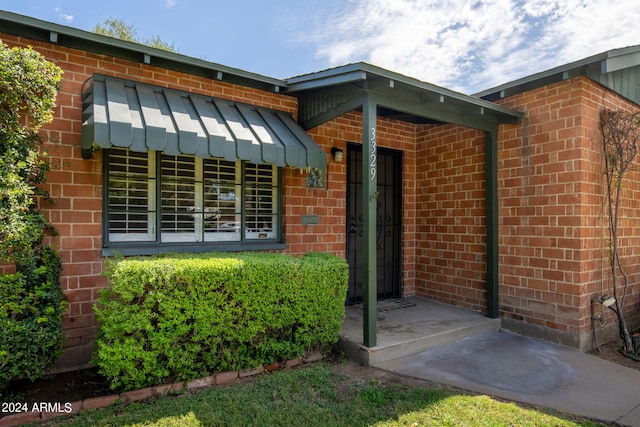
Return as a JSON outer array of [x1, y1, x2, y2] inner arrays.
[[106, 148, 279, 246], [245, 163, 277, 240], [107, 149, 156, 242], [160, 155, 198, 242], [203, 158, 241, 241]]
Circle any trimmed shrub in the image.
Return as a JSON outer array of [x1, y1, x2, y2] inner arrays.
[[94, 252, 348, 391], [0, 246, 65, 394]]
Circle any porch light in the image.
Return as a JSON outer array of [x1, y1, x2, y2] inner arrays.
[[331, 147, 344, 162]]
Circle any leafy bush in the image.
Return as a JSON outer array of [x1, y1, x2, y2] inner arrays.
[[0, 42, 65, 394], [94, 252, 348, 391], [0, 42, 62, 265], [0, 246, 65, 394]]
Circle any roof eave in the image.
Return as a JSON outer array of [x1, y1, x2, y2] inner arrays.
[[286, 62, 523, 124], [474, 45, 640, 100], [0, 9, 286, 93]]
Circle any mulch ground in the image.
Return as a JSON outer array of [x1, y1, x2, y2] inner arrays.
[[5, 366, 112, 407], [588, 339, 640, 372]]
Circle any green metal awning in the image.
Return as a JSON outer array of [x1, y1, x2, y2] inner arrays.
[[81, 75, 326, 170]]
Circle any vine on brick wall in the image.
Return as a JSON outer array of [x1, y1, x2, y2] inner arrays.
[[0, 42, 66, 392], [600, 108, 640, 358]]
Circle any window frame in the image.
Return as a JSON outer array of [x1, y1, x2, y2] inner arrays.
[[102, 149, 285, 256]]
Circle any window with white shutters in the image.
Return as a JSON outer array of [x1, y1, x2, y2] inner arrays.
[[104, 149, 281, 253]]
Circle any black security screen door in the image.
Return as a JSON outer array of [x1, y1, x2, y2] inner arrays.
[[346, 143, 402, 304]]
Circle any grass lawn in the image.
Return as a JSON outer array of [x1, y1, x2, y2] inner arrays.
[[36, 361, 604, 427]]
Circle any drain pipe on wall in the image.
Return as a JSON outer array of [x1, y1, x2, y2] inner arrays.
[[591, 297, 607, 352], [591, 295, 616, 352]]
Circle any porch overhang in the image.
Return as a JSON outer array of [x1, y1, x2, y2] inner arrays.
[[285, 62, 522, 131], [81, 75, 326, 171], [285, 63, 522, 347]]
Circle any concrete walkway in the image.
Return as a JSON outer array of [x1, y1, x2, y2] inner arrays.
[[375, 330, 640, 426], [338, 297, 640, 426]]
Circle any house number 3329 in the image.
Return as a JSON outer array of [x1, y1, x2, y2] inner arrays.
[[369, 127, 377, 181]]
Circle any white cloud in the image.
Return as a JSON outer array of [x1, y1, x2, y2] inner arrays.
[[309, 0, 640, 94], [53, 7, 73, 24], [165, 0, 176, 8]]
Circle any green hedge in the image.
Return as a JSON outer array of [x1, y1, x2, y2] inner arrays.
[[0, 246, 65, 394], [94, 252, 348, 391]]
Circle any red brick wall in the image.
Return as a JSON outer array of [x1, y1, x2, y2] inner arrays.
[[496, 77, 640, 349], [2, 33, 420, 369], [407, 76, 640, 350], [306, 112, 419, 297], [0, 34, 322, 369], [6, 31, 640, 367], [414, 124, 488, 312]]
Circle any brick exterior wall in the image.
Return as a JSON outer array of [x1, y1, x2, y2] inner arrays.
[[408, 76, 640, 350], [4, 30, 640, 369], [1, 33, 422, 369], [414, 125, 488, 312], [306, 112, 419, 298], [0, 34, 333, 369], [496, 77, 640, 349]]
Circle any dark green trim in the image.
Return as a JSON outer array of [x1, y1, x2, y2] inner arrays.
[[286, 69, 367, 91], [475, 45, 640, 105], [288, 62, 523, 131], [362, 96, 378, 347], [102, 242, 287, 257], [368, 91, 509, 132], [0, 10, 284, 93], [298, 94, 366, 131], [485, 130, 499, 318], [83, 75, 326, 171]]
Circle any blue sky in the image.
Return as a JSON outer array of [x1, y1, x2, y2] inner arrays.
[[2, 0, 640, 94]]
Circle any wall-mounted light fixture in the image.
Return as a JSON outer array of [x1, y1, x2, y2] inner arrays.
[[331, 147, 344, 162]]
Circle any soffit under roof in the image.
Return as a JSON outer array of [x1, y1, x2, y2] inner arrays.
[[284, 63, 523, 131]]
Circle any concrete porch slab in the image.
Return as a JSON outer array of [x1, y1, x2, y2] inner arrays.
[[336, 296, 499, 366]]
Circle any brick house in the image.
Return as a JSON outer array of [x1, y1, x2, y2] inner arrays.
[[1, 10, 639, 370]]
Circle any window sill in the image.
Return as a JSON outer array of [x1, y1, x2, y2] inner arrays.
[[102, 241, 286, 257]]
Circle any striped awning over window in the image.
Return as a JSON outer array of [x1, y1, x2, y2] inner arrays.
[[81, 75, 326, 170]]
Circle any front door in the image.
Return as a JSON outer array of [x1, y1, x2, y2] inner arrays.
[[346, 143, 402, 304]]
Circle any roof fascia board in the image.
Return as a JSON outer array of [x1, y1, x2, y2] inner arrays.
[[288, 62, 521, 122], [356, 63, 522, 119], [473, 57, 601, 98], [286, 70, 368, 92], [286, 63, 366, 85], [602, 50, 640, 73], [368, 92, 503, 132], [473, 47, 640, 99], [0, 10, 286, 92]]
